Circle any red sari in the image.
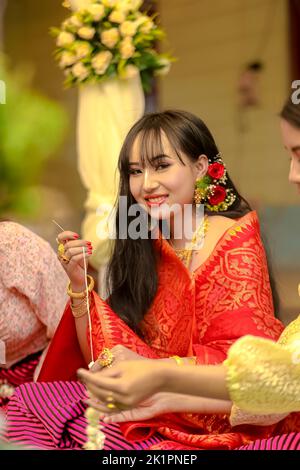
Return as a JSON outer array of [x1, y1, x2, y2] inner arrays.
[[38, 211, 283, 449]]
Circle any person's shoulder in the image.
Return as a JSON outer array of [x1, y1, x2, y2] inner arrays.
[[0, 221, 28, 241], [0, 221, 39, 242], [209, 211, 258, 231], [0, 221, 51, 254], [206, 211, 259, 245], [207, 215, 236, 232]]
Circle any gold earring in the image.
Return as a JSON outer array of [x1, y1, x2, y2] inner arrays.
[[194, 176, 210, 204]]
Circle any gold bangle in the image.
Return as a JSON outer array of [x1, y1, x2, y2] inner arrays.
[[67, 275, 95, 299], [71, 295, 91, 318], [187, 356, 196, 365], [170, 355, 185, 366]]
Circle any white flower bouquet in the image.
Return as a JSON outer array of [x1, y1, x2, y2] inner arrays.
[[52, 0, 173, 91]]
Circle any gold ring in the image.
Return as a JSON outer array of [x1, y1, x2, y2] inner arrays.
[[106, 394, 117, 410], [97, 347, 114, 368], [59, 254, 70, 264], [106, 402, 117, 410], [57, 243, 65, 257]]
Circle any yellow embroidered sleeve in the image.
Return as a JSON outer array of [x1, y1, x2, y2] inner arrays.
[[224, 315, 300, 416]]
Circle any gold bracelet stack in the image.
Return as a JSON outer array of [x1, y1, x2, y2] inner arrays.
[[67, 275, 95, 318], [71, 294, 91, 318], [170, 355, 196, 366], [170, 355, 185, 366], [67, 275, 95, 299]]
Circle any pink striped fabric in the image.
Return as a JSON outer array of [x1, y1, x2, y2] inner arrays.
[[0, 352, 40, 408], [6, 381, 162, 450], [238, 432, 300, 450]]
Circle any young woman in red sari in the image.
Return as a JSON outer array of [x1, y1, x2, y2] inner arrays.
[[79, 100, 300, 451], [6, 110, 283, 450]]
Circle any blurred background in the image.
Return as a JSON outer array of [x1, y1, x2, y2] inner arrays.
[[0, 0, 299, 322]]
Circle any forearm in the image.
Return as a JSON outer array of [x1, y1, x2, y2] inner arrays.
[[71, 283, 92, 364], [160, 393, 232, 414], [74, 315, 90, 364], [161, 363, 230, 400]]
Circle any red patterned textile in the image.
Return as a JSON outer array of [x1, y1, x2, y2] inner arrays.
[[36, 211, 283, 449]]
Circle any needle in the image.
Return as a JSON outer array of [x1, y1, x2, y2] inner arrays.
[[52, 219, 65, 231]]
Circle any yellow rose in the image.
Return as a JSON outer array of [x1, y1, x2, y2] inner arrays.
[[101, 28, 119, 49], [86, 4, 105, 21], [69, 14, 83, 28], [140, 19, 154, 34], [119, 37, 135, 59], [59, 51, 77, 68], [71, 62, 89, 80], [117, 0, 142, 12], [121, 65, 139, 79], [62, 19, 71, 30], [102, 0, 117, 7], [57, 31, 75, 47], [131, 0, 143, 9], [119, 20, 138, 37], [91, 51, 113, 75], [69, 0, 93, 7], [109, 10, 126, 24], [155, 58, 171, 76], [75, 41, 92, 59], [78, 26, 95, 40], [63, 68, 73, 77]]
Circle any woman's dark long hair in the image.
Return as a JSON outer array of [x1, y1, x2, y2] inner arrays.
[[106, 110, 277, 332], [280, 97, 300, 128]]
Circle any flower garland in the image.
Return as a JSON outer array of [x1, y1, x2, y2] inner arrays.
[[83, 391, 105, 450], [0, 380, 15, 400], [52, 0, 174, 92]]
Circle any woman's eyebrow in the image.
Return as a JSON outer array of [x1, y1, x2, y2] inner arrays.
[[150, 154, 171, 162], [129, 154, 172, 166]]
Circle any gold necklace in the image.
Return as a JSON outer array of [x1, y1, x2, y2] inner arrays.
[[170, 215, 209, 269]]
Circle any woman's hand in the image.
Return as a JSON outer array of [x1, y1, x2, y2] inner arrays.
[[78, 360, 168, 407], [84, 393, 232, 423], [90, 345, 147, 372], [57, 231, 93, 291]]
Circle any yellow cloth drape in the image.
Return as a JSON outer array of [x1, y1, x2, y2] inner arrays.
[[225, 314, 300, 425]]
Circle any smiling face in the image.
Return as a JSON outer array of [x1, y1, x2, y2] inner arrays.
[[128, 130, 208, 220], [280, 118, 300, 194]]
